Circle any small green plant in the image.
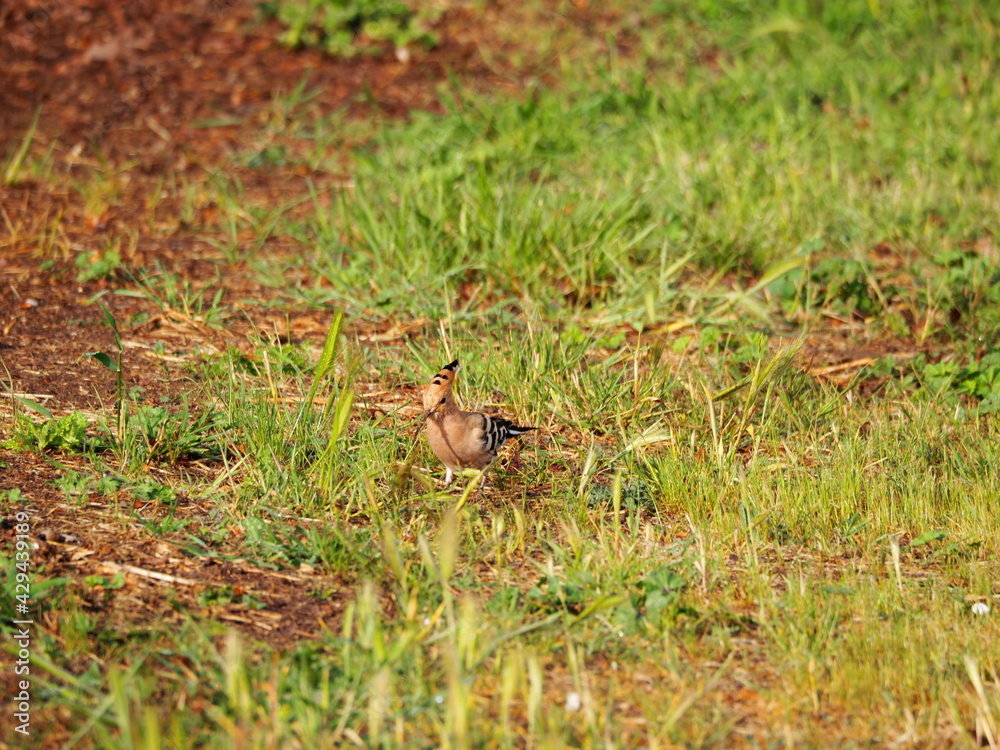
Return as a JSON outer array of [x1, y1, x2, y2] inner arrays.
[[934, 247, 1000, 311], [527, 569, 597, 615], [85, 573, 126, 590], [131, 479, 177, 504], [197, 585, 267, 610], [121, 403, 227, 469], [7, 410, 90, 453], [81, 303, 126, 443], [774, 256, 888, 319], [916, 352, 1000, 414], [96, 474, 125, 495], [83, 306, 230, 472], [246, 144, 288, 168], [636, 566, 690, 625], [930, 246, 1000, 346], [75, 247, 123, 282], [54, 470, 95, 502], [0, 488, 24, 505], [263, 0, 437, 57]]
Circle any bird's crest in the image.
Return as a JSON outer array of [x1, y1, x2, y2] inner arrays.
[[423, 359, 459, 413]]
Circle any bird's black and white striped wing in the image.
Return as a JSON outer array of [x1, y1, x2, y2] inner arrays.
[[480, 415, 535, 457]]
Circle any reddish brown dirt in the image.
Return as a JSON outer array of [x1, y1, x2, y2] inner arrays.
[[4, 447, 350, 647], [0, 0, 521, 165]]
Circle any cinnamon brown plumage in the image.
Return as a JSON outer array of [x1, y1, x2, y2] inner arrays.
[[422, 359, 535, 486]]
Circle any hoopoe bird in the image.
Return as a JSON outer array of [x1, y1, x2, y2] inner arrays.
[[422, 359, 535, 487]]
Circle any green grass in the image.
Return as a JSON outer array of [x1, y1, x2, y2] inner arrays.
[[270, 0, 1000, 335], [3, 0, 1000, 747]]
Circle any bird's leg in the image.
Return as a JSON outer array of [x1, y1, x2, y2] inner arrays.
[[453, 467, 491, 492], [473, 466, 492, 493]]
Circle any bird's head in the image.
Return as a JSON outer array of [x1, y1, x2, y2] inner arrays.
[[422, 359, 459, 415]]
